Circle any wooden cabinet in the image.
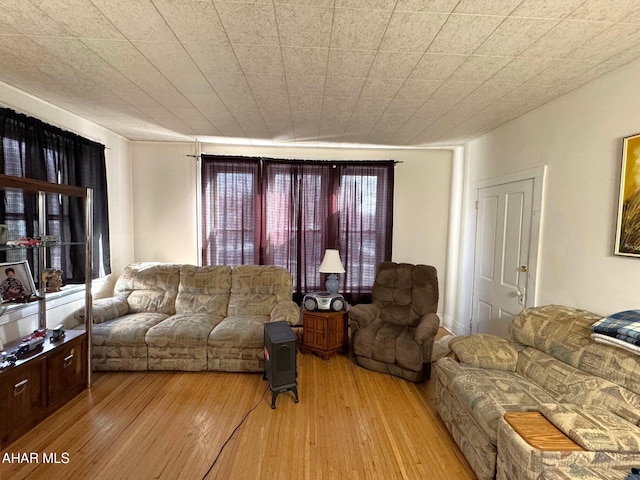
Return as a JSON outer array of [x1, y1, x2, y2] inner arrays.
[[0, 330, 88, 448], [301, 309, 348, 360], [0, 175, 93, 448]]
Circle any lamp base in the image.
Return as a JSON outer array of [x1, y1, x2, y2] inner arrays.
[[325, 274, 340, 295]]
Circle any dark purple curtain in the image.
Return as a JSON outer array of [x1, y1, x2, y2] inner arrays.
[[0, 108, 111, 282], [201, 156, 394, 304]]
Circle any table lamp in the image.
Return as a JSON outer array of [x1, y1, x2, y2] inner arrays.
[[319, 249, 345, 295]]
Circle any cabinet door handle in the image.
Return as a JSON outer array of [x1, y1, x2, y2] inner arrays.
[[64, 354, 74, 367], [14, 379, 29, 396]]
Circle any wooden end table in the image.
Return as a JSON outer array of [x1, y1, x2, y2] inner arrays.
[[301, 308, 348, 360]]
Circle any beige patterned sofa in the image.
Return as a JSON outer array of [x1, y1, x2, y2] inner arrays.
[[434, 305, 640, 480], [76, 263, 299, 372]]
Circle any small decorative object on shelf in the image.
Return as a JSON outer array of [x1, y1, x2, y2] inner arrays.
[[50, 324, 65, 342], [42, 269, 64, 292], [15, 328, 47, 357], [5, 235, 60, 248]]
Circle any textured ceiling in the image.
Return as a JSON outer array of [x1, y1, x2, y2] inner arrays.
[[1, 0, 640, 147]]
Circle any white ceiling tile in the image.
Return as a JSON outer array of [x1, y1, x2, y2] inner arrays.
[[0, 35, 58, 66], [324, 76, 366, 97], [334, 0, 396, 10], [331, 8, 392, 50], [233, 45, 285, 75], [528, 59, 601, 86], [215, 2, 278, 46], [428, 80, 482, 103], [90, 0, 177, 41], [322, 95, 359, 116], [511, 0, 585, 20], [134, 41, 212, 94], [275, 4, 333, 48], [152, 0, 229, 44], [368, 51, 423, 79], [289, 95, 323, 113], [454, 0, 521, 16], [184, 43, 243, 76], [489, 57, 558, 84], [428, 14, 505, 54], [0, 0, 70, 36], [386, 97, 422, 116], [360, 77, 405, 98], [379, 11, 448, 52], [285, 75, 326, 96], [327, 49, 376, 78], [282, 47, 329, 76], [448, 55, 513, 83], [245, 74, 288, 98], [568, 0, 640, 22], [569, 23, 640, 62], [395, 79, 443, 100], [522, 20, 610, 58], [462, 82, 517, 103], [410, 53, 468, 80], [475, 17, 557, 56], [395, 0, 459, 13], [29, 0, 125, 39], [29, 37, 107, 68]]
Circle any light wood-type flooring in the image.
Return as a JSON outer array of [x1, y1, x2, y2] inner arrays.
[[1, 351, 475, 480]]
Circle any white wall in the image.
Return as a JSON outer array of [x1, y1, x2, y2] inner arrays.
[[0, 82, 134, 345], [459, 56, 640, 327], [130, 142, 452, 311]]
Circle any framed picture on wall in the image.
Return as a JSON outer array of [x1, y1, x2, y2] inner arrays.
[[0, 260, 37, 302], [615, 132, 640, 256]]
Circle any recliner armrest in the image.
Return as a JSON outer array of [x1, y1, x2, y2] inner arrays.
[[415, 312, 440, 344], [348, 303, 380, 329], [270, 301, 301, 326]]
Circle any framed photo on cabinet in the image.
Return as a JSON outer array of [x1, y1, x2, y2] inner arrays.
[[0, 260, 37, 302]]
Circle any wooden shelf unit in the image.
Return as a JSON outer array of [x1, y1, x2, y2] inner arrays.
[[0, 174, 93, 448]]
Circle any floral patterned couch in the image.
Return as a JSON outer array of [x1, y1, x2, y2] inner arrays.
[[434, 305, 640, 480], [75, 263, 299, 372]]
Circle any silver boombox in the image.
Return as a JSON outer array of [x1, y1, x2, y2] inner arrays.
[[303, 291, 345, 312]]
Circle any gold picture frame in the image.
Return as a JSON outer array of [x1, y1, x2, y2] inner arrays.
[[615, 132, 640, 256]]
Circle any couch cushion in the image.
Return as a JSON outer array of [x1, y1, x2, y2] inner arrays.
[[436, 357, 556, 444], [517, 347, 640, 426], [114, 263, 181, 314], [175, 265, 231, 316], [450, 334, 519, 371], [540, 403, 640, 452], [208, 315, 269, 350], [228, 266, 293, 316], [92, 312, 169, 347], [537, 466, 632, 480]]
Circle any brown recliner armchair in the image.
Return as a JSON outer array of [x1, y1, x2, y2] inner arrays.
[[348, 262, 440, 382]]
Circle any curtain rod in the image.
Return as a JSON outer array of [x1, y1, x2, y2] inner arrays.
[[187, 154, 401, 163]]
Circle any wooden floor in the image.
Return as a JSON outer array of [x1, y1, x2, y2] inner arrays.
[[1, 352, 475, 480]]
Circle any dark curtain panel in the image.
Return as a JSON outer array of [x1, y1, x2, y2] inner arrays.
[[201, 156, 261, 266], [0, 108, 111, 282], [201, 155, 394, 304]]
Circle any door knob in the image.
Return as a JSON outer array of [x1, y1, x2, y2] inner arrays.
[[519, 265, 528, 272]]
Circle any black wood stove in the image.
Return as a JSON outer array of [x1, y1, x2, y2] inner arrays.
[[263, 321, 298, 409]]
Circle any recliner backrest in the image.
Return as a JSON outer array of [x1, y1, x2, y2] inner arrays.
[[372, 261, 438, 327]]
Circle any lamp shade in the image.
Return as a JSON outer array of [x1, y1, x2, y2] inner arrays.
[[319, 249, 345, 274]]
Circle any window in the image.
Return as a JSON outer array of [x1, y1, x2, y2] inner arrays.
[[201, 156, 394, 303], [0, 108, 111, 282]]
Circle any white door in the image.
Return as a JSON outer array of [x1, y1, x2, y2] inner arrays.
[[472, 179, 534, 336]]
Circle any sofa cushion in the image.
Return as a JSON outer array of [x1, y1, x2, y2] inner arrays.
[[228, 265, 293, 316], [437, 357, 556, 444], [114, 263, 181, 314], [540, 403, 640, 452], [537, 466, 632, 480], [175, 265, 231, 316], [92, 312, 169, 347], [450, 334, 519, 371]]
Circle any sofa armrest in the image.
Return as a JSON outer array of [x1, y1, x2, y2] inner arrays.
[[540, 403, 640, 453], [449, 334, 520, 371], [270, 301, 301, 326], [415, 312, 440, 344], [74, 296, 130, 325], [348, 303, 380, 330]]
